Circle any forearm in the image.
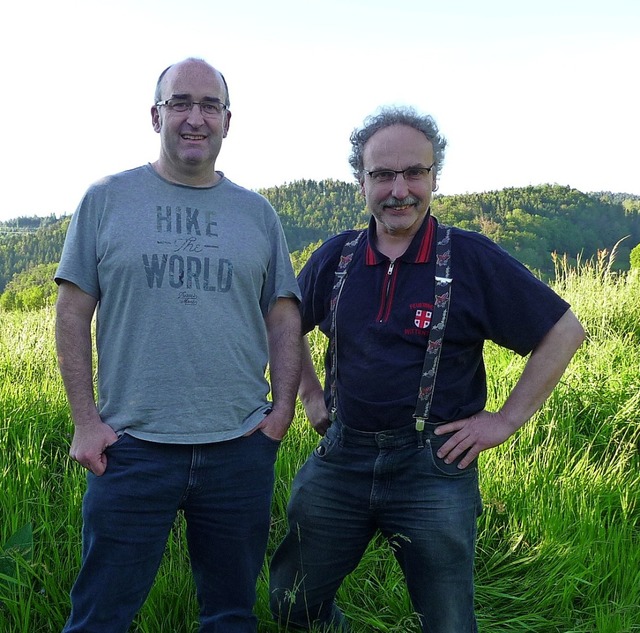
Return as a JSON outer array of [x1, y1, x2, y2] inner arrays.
[[298, 334, 331, 435], [266, 298, 302, 420], [55, 284, 100, 427], [298, 335, 324, 404], [435, 309, 585, 469]]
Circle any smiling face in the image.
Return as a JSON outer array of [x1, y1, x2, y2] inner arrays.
[[361, 124, 437, 240], [151, 59, 231, 186]]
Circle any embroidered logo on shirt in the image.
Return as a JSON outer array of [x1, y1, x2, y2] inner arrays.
[[405, 302, 434, 337], [414, 309, 432, 329]]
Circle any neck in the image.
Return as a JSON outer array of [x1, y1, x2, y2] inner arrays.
[[152, 160, 220, 187], [375, 231, 414, 260]]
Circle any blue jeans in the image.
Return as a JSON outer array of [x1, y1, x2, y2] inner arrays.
[[63, 431, 280, 633], [269, 420, 482, 633]]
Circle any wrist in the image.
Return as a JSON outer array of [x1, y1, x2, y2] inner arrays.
[[497, 408, 527, 433], [269, 402, 295, 422], [298, 384, 324, 406]]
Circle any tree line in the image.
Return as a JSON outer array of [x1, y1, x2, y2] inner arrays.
[[1, 182, 639, 311]]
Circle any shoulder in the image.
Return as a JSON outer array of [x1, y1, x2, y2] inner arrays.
[[83, 166, 149, 197], [448, 224, 504, 253], [217, 177, 280, 216], [308, 229, 365, 266], [316, 229, 366, 256], [445, 223, 560, 302], [447, 224, 523, 272], [218, 176, 268, 202], [298, 229, 364, 286]]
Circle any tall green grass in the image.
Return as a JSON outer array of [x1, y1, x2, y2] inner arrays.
[[1, 260, 639, 632]]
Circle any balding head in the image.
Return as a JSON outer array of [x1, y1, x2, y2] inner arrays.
[[154, 58, 230, 107]]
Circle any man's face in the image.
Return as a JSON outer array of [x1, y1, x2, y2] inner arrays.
[[151, 60, 231, 182], [361, 124, 436, 239]]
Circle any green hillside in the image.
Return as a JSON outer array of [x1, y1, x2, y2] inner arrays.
[[0, 216, 70, 296], [1, 183, 639, 300]]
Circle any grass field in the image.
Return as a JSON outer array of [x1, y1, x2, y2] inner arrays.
[[1, 260, 639, 632]]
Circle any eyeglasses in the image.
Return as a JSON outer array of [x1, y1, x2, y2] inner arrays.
[[364, 165, 435, 184], [155, 98, 228, 117]]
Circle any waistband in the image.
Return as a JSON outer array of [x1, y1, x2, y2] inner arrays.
[[332, 419, 440, 449]]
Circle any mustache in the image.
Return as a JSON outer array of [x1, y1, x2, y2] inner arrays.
[[381, 195, 420, 207]]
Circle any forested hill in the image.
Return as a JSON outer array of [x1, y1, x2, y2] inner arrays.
[[431, 185, 640, 274], [0, 215, 70, 295], [1, 182, 639, 294], [259, 179, 370, 252], [262, 181, 640, 276]]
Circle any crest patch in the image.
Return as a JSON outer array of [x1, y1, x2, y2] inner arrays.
[[414, 309, 432, 329]]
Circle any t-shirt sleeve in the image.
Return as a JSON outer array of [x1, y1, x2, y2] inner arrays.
[[261, 201, 301, 314], [55, 188, 101, 300]]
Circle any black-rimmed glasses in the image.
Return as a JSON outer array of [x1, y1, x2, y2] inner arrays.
[[364, 165, 434, 184]]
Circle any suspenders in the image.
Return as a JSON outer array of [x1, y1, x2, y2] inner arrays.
[[328, 231, 366, 422], [328, 224, 453, 430], [414, 225, 452, 430]]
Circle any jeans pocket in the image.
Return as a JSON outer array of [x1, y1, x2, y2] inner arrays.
[[428, 433, 477, 476], [313, 433, 337, 459], [105, 431, 133, 452], [257, 429, 282, 447]]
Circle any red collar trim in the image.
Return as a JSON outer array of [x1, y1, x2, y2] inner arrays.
[[365, 214, 435, 264], [415, 214, 435, 263]]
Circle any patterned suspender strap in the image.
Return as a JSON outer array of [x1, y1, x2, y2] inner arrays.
[[328, 230, 366, 422], [413, 224, 453, 431], [327, 224, 452, 428]]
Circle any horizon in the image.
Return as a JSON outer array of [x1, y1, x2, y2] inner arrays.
[[1, 181, 637, 227]]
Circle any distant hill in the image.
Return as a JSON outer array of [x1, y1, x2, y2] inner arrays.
[[1, 182, 639, 295], [265, 181, 640, 277], [0, 215, 70, 295], [429, 185, 640, 275]]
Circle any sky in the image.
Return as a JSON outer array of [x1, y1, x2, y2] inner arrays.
[[2, 0, 639, 222]]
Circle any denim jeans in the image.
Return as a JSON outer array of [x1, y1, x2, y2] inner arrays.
[[269, 420, 482, 633], [63, 430, 280, 633]]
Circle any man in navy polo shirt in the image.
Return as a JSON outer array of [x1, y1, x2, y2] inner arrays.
[[269, 106, 585, 633]]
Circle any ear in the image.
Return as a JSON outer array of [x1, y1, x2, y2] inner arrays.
[[431, 172, 438, 192], [359, 177, 366, 196], [222, 110, 232, 138], [151, 106, 161, 133]]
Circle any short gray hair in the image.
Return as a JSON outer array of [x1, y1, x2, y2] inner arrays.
[[348, 106, 447, 180]]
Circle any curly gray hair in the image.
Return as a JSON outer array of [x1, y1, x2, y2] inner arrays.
[[348, 106, 447, 181]]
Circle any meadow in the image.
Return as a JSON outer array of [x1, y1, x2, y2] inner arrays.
[[1, 256, 639, 632]]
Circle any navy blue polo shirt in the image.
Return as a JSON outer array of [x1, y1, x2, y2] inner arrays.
[[298, 213, 570, 431]]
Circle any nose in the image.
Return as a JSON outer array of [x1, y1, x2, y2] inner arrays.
[[391, 173, 410, 198], [186, 103, 206, 126]]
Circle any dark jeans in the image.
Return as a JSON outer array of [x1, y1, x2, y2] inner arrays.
[[270, 420, 482, 633], [63, 431, 280, 633]]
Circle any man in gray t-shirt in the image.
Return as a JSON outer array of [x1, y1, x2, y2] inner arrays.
[[55, 57, 301, 633]]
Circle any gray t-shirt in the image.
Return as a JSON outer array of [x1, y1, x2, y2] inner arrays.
[[56, 165, 300, 443]]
